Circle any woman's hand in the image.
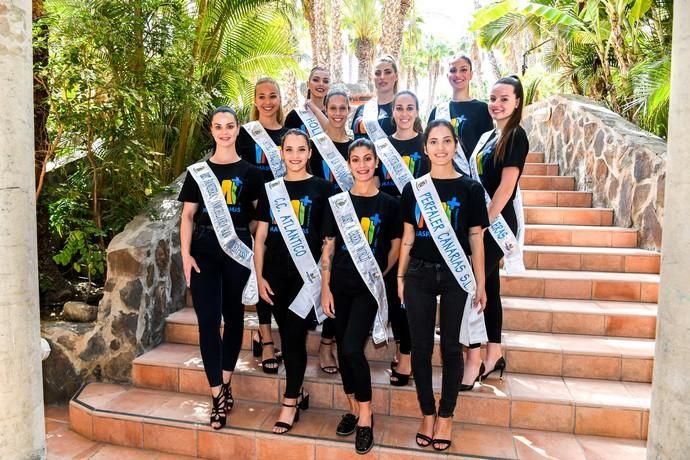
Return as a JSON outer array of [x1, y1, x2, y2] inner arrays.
[[321, 285, 335, 318], [397, 276, 405, 305], [473, 284, 487, 312], [182, 255, 200, 288], [258, 276, 274, 305]]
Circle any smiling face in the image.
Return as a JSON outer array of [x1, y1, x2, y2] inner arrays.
[[373, 61, 398, 94], [447, 57, 473, 92], [424, 125, 457, 168], [488, 83, 519, 123], [210, 112, 239, 148], [393, 93, 418, 132], [281, 133, 311, 174], [308, 70, 330, 99], [326, 94, 349, 129], [348, 146, 378, 182], [254, 82, 281, 119]]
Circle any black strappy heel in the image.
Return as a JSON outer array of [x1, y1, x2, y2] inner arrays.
[[253, 331, 282, 374], [319, 339, 339, 374], [222, 381, 234, 412], [209, 388, 227, 430], [273, 390, 309, 434]]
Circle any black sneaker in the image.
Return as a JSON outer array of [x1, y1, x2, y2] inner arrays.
[[336, 413, 358, 436], [355, 416, 374, 454]]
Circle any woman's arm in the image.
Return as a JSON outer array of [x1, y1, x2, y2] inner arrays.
[[487, 167, 520, 222], [468, 225, 487, 310], [396, 223, 416, 302], [306, 99, 331, 131], [253, 221, 274, 305], [320, 236, 336, 317], [383, 238, 401, 276], [180, 202, 200, 288]]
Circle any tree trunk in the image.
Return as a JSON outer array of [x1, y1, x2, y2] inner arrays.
[[380, 0, 401, 58], [303, 0, 319, 67], [33, 0, 49, 184], [284, 69, 298, 112], [356, 38, 374, 88], [313, 0, 330, 67], [330, 0, 343, 81]]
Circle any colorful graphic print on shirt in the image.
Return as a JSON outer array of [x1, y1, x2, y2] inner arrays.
[[414, 197, 461, 237], [269, 195, 314, 234], [475, 136, 498, 176], [254, 144, 282, 174], [381, 151, 423, 187]]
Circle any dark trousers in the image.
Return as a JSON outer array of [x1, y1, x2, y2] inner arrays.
[[321, 317, 336, 340], [258, 271, 313, 399], [331, 273, 378, 403], [404, 257, 468, 417], [190, 227, 250, 388], [385, 265, 411, 355]]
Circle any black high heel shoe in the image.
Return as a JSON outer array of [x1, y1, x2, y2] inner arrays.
[[355, 414, 374, 454], [252, 331, 281, 374], [273, 390, 309, 435], [222, 381, 234, 412], [481, 357, 506, 381], [459, 362, 485, 392], [432, 416, 453, 451], [209, 388, 227, 430], [390, 368, 411, 386]]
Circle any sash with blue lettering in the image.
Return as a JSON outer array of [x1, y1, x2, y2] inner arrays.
[[411, 174, 488, 346], [435, 102, 472, 176], [266, 178, 327, 322], [243, 121, 286, 179], [469, 130, 525, 274], [187, 162, 258, 304], [329, 192, 388, 344], [373, 137, 415, 193], [362, 99, 388, 142]]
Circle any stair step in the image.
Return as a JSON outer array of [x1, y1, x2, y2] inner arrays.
[[524, 225, 638, 248], [523, 163, 559, 176], [501, 270, 659, 303], [521, 190, 592, 208], [520, 175, 575, 191], [503, 297, 657, 339], [524, 207, 613, 226], [126, 346, 650, 439], [526, 152, 545, 163], [523, 246, 660, 273], [70, 382, 648, 458]]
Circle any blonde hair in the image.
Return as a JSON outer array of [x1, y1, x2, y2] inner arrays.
[[251, 77, 284, 124], [374, 55, 399, 94]]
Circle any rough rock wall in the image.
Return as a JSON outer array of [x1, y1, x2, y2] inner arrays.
[[41, 174, 186, 402], [523, 95, 665, 250]]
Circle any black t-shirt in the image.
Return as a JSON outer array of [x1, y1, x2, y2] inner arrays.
[[428, 100, 494, 158], [310, 138, 352, 192], [177, 159, 263, 240], [284, 108, 327, 132], [323, 192, 402, 279], [236, 125, 288, 182], [351, 102, 395, 140], [376, 134, 430, 197], [256, 176, 333, 277], [476, 127, 529, 207], [401, 176, 489, 262]]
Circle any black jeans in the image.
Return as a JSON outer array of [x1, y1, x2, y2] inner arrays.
[[385, 265, 411, 355], [190, 226, 250, 388], [331, 272, 379, 403], [404, 257, 468, 417], [259, 270, 314, 399]]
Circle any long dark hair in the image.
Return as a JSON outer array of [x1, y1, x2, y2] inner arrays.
[[391, 90, 424, 134], [305, 66, 330, 100], [347, 137, 377, 161], [493, 75, 524, 165], [423, 119, 458, 148]]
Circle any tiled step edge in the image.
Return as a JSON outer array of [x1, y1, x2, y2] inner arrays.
[[524, 225, 638, 248], [523, 246, 660, 274]]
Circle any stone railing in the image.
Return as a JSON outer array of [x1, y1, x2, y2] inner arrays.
[[41, 175, 186, 402], [523, 95, 665, 250]]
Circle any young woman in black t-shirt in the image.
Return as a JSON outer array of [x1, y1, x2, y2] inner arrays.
[[321, 139, 402, 454], [464, 76, 529, 386], [398, 119, 488, 451], [236, 77, 287, 374], [351, 55, 399, 139], [284, 66, 330, 131], [428, 55, 494, 158], [178, 106, 263, 430], [254, 129, 333, 434]]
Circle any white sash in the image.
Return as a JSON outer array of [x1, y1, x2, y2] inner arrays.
[[469, 130, 526, 274], [294, 106, 325, 138], [265, 178, 326, 323], [329, 192, 388, 344], [411, 174, 487, 346], [187, 162, 258, 305], [243, 121, 286, 179], [435, 102, 471, 176], [373, 137, 415, 194], [362, 99, 388, 142]]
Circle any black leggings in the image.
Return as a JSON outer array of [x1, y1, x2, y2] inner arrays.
[[385, 265, 411, 355], [257, 287, 335, 340], [331, 273, 379, 403], [190, 227, 250, 388], [259, 271, 314, 399], [404, 257, 467, 417]]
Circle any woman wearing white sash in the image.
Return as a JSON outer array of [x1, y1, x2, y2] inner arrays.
[[178, 106, 264, 430], [284, 66, 330, 130], [428, 54, 493, 160], [254, 129, 334, 434], [351, 55, 399, 140], [466, 76, 530, 383], [237, 77, 288, 373], [321, 139, 402, 454], [398, 119, 488, 451]]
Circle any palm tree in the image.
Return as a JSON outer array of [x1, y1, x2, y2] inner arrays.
[[303, 0, 330, 67], [422, 36, 452, 112], [400, 7, 423, 92], [343, 0, 381, 88], [380, 0, 412, 60], [329, 0, 344, 81]]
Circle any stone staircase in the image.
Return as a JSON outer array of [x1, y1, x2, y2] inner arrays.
[[67, 152, 655, 459]]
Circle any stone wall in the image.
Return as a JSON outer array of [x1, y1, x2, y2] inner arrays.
[[523, 95, 666, 250], [41, 174, 186, 402]]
